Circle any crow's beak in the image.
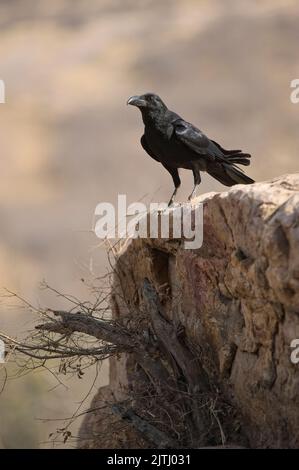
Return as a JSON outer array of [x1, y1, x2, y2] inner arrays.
[[127, 95, 147, 107]]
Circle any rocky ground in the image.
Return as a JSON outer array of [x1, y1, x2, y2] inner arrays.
[[79, 174, 299, 448]]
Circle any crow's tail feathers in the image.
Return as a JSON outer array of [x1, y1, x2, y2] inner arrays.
[[225, 152, 251, 166], [224, 164, 255, 185], [211, 140, 252, 165], [208, 162, 255, 187]]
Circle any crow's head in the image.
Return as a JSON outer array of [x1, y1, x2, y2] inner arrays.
[[127, 93, 167, 113]]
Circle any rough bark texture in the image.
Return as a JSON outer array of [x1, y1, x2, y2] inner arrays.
[[79, 174, 299, 449]]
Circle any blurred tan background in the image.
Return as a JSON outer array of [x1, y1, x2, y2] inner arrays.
[[0, 0, 298, 448]]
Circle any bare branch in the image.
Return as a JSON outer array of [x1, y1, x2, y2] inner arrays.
[[111, 403, 178, 449], [36, 310, 135, 350]]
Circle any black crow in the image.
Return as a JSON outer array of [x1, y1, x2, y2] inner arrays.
[[127, 93, 254, 206]]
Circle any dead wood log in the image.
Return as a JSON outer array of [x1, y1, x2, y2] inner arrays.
[[111, 403, 178, 449], [142, 278, 209, 393], [36, 309, 173, 389]]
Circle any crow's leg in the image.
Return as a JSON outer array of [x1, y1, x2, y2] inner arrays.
[[162, 164, 181, 207], [168, 187, 178, 207], [188, 167, 201, 201]]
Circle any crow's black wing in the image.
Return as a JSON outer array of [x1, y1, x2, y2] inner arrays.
[[141, 134, 160, 162], [173, 119, 213, 158], [173, 119, 254, 186], [174, 119, 251, 165]]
